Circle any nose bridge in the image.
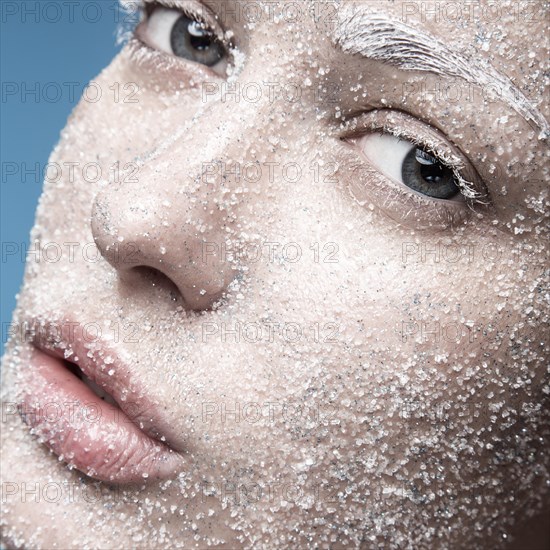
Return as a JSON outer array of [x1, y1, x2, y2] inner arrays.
[[91, 94, 276, 310]]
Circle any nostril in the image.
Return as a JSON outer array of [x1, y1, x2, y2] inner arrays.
[[134, 266, 227, 312], [130, 266, 183, 303], [116, 264, 228, 312]]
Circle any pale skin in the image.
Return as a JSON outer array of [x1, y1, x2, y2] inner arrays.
[[1, 1, 549, 548]]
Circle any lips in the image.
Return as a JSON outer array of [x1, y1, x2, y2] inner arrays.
[[18, 318, 184, 484]]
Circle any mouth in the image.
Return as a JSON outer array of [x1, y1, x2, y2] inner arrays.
[[63, 359, 119, 406], [18, 318, 184, 484]]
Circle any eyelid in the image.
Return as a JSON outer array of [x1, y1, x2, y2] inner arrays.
[[334, 139, 472, 232], [341, 109, 489, 205], [141, 0, 233, 48], [126, 37, 226, 83]]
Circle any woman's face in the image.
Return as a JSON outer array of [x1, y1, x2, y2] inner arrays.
[[2, 0, 549, 548]]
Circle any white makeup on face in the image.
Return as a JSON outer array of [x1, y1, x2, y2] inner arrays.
[[1, 1, 549, 549]]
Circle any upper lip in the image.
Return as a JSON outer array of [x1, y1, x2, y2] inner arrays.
[[25, 315, 184, 452]]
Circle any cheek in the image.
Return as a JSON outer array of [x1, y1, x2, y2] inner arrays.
[[241, 184, 547, 431]]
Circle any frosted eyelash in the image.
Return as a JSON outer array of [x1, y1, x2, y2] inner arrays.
[[376, 123, 489, 205]]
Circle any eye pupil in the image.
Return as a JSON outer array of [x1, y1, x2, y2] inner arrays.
[[170, 15, 225, 66], [419, 162, 446, 184], [187, 21, 213, 51], [401, 147, 460, 199]]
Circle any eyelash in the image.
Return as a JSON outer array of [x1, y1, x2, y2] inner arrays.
[[371, 125, 487, 205], [143, 1, 209, 34], [139, 0, 235, 53], [348, 161, 472, 231]]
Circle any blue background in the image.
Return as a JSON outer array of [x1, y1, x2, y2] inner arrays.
[[1, 1, 126, 356]]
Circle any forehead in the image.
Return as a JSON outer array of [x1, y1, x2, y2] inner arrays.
[[274, 1, 545, 101], [181, 0, 548, 119], [309, 0, 547, 122], [331, 1, 548, 129]]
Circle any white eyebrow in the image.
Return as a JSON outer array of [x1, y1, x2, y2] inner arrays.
[[334, 7, 549, 139]]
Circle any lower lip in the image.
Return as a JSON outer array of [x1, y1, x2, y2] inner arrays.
[[19, 349, 183, 484]]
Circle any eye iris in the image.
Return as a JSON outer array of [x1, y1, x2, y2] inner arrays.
[[170, 15, 224, 66], [401, 147, 460, 199]]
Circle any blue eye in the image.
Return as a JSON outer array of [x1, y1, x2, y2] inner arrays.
[[401, 148, 460, 199], [358, 133, 462, 201], [139, 4, 229, 69], [170, 14, 226, 66]]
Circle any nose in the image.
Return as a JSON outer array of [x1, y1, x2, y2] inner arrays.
[[91, 182, 233, 310], [91, 102, 263, 311]]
